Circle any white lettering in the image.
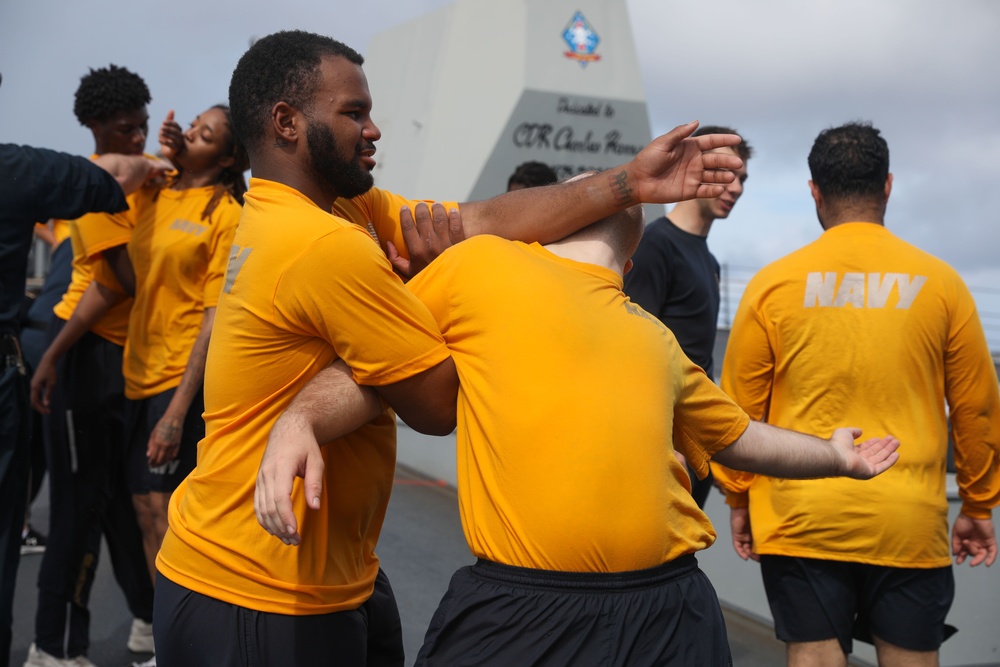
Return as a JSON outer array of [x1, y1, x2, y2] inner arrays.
[[834, 273, 865, 307], [895, 274, 927, 309], [805, 272, 928, 310], [223, 245, 253, 294], [804, 272, 837, 307], [867, 272, 895, 308]]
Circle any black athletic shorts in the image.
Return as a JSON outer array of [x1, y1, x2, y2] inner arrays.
[[153, 569, 404, 667], [125, 387, 202, 494], [416, 555, 732, 667], [760, 555, 956, 654]]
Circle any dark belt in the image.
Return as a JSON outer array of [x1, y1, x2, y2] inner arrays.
[[1, 333, 27, 375]]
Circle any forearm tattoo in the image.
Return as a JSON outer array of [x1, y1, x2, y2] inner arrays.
[[157, 419, 181, 444], [609, 169, 635, 206]]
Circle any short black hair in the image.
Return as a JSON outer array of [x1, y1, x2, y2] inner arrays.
[[73, 64, 150, 126], [507, 161, 558, 190], [693, 125, 753, 162], [808, 122, 889, 201], [229, 30, 364, 153]]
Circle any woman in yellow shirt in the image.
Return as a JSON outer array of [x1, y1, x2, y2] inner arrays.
[[122, 106, 248, 589]]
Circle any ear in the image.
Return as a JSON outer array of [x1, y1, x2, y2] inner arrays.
[[808, 179, 822, 208], [884, 173, 893, 202], [216, 154, 236, 170], [270, 101, 300, 147], [623, 258, 634, 275]]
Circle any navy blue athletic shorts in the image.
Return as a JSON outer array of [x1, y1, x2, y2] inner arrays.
[[153, 569, 404, 667], [124, 387, 202, 494], [416, 555, 732, 666], [760, 555, 956, 654]]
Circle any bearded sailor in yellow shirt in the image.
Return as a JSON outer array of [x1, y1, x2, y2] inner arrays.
[[152, 27, 754, 667]]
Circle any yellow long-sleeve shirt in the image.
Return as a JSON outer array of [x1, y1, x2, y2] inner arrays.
[[714, 222, 999, 568]]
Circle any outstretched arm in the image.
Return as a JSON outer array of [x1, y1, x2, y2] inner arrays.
[[713, 422, 900, 480], [391, 122, 743, 275], [91, 153, 172, 195], [459, 121, 741, 241]]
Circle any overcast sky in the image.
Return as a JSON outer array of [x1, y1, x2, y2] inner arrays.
[[2, 0, 998, 347]]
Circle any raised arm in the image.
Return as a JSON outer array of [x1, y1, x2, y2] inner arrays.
[[713, 422, 900, 480], [91, 153, 172, 196], [459, 121, 741, 241], [389, 123, 743, 276]]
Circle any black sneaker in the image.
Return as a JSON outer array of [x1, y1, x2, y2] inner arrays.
[[20, 527, 46, 555]]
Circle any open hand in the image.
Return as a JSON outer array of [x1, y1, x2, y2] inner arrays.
[[388, 202, 465, 279], [830, 427, 900, 479], [255, 413, 326, 546], [630, 121, 744, 204], [159, 110, 185, 163]]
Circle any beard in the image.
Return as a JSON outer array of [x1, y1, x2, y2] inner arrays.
[[306, 121, 374, 201]]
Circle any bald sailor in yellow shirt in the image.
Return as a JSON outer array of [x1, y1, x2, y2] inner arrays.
[[260, 194, 901, 665], [713, 122, 1000, 667]]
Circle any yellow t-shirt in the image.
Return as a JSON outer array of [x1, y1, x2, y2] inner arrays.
[[34, 219, 72, 245], [157, 178, 451, 614], [52, 202, 137, 346], [119, 185, 241, 399], [408, 236, 750, 572], [52, 153, 158, 346], [51, 218, 72, 245], [714, 222, 1000, 568]]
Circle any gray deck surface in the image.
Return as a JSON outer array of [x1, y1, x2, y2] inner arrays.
[[10, 465, 791, 667]]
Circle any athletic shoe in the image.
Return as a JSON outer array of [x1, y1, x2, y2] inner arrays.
[[130, 657, 156, 667], [20, 527, 47, 555], [127, 618, 155, 653], [22, 643, 96, 667]]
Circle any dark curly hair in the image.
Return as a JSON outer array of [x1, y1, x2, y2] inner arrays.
[[507, 161, 558, 191], [693, 125, 753, 163], [229, 31, 363, 153], [808, 122, 889, 201], [73, 64, 151, 126]]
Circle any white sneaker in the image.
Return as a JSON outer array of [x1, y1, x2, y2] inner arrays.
[[22, 643, 97, 667], [127, 618, 155, 653], [130, 657, 156, 667]]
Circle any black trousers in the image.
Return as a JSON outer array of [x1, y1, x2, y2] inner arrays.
[[34, 319, 153, 658], [0, 352, 31, 667], [417, 555, 732, 667], [154, 570, 405, 667]]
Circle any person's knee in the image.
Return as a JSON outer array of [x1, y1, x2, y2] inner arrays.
[[873, 635, 939, 667], [787, 639, 847, 667], [131, 494, 156, 529]]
